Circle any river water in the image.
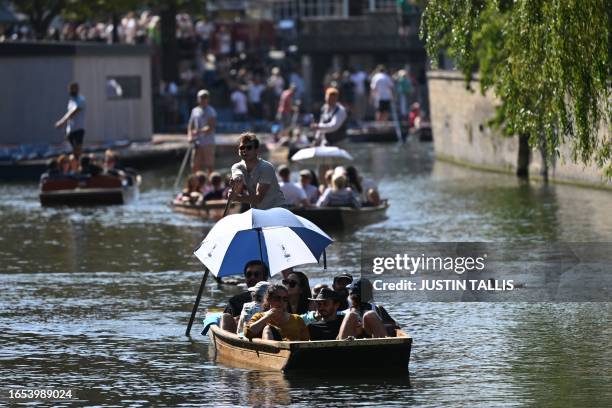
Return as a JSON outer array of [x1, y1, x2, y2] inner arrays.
[[1, 141, 611, 407]]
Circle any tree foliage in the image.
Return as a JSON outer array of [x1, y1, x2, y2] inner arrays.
[[421, 0, 611, 177]]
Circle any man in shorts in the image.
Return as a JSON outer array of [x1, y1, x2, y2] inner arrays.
[[188, 89, 217, 174], [370, 65, 395, 122], [55, 82, 86, 158]]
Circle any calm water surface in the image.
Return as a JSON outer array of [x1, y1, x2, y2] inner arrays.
[[1, 141, 611, 407]]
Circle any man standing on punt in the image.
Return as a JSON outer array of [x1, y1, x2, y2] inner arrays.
[[55, 82, 86, 159], [229, 132, 286, 210]]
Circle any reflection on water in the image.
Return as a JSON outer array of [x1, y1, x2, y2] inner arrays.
[[1, 141, 611, 406]]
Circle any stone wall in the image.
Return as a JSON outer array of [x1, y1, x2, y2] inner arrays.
[[427, 70, 610, 189]]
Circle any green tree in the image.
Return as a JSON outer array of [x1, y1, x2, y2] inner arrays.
[[421, 0, 611, 178]]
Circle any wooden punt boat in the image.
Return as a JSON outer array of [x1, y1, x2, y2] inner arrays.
[[347, 122, 410, 143], [207, 324, 412, 373], [171, 199, 242, 220], [290, 200, 389, 229], [39, 174, 139, 206], [171, 200, 388, 229]]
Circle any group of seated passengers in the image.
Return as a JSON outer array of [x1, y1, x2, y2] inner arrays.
[[278, 165, 380, 209], [177, 171, 228, 206], [220, 261, 398, 342], [40, 149, 132, 182]]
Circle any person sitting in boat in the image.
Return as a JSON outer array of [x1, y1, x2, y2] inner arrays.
[[244, 284, 310, 341], [203, 172, 226, 201], [229, 132, 286, 210], [298, 169, 320, 204], [318, 169, 334, 196], [79, 155, 103, 177], [307, 288, 345, 340], [40, 158, 63, 182], [277, 165, 309, 207], [57, 154, 71, 174], [338, 278, 399, 339], [103, 149, 135, 185], [346, 166, 380, 206], [220, 260, 269, 333], [68, 154, 79, 173], [282, 271, 312, 314], [332, 273, 353, 310], [236, 280, 270, 336], [178, 174, 204, 205], [316, 174, 360, 208]]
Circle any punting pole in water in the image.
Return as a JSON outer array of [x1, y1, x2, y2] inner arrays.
[[186, 268, 209, 337], [185, 199, 233, 336], [323, 249, 327, 269], [173, 143, 194, 192], [390, 96, 403, 143]]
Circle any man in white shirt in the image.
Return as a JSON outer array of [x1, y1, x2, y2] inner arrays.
[[370, 65, 395, 122], [350, 67, 368, 123], [231, 87, 248, 121], [277, 165, 308, 207], [55, 82, 86, 158], [247, 77, 265, 119]]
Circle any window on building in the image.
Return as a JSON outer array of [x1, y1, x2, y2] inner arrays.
[[106, 76, 141, 100]]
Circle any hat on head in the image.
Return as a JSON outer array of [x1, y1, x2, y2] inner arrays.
[[197, 89, 209, 98], [333, 273, 353, 285], [309, 287, 340, 302], [350, 278, 373, 302], [248, 281, 271, 299], [299, 169, 312, 177]]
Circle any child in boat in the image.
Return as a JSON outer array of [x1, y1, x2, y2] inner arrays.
[[178, 173, 204, 205], [236, 281, 270, 336], [346, 166, 380, 206], [203, 172, 226, 201], [337, 278, 399, 339], [244, 285, 310, 341]]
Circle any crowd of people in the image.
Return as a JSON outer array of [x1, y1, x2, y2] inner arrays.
[[220, 261, 399, 342], [40, 149, 133, 184]]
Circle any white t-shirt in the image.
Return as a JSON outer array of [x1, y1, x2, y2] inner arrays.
[[350, 71, 367, 95], [279, 181, 307, 206], [371, 72, 394, 101], [66, 95, 86, 134], [231, 90, 248, 114], [300, 183, 319, 204], [248, 83, 265, 103], [188, 105, 217, 144]]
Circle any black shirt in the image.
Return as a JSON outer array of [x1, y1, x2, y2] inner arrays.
[[224, 291, 252, 317], [308, 318, 343, 341]]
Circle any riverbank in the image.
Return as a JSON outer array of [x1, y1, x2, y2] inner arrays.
[[427, 70, 611, 190]]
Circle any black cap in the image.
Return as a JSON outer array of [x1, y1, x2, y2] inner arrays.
[[333, 273, 353, 285], [309, 287, 340, 302], [350, 278, 373, 302]]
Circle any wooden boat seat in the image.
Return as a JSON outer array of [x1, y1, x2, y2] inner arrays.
[[87, 175, 122, 188], [40, 178, 79, 192]]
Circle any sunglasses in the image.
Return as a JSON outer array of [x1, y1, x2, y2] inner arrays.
[[282, 279, 299, 288], [245, 270, 263, 278], [239, 144, 255, 151], [270, 295, 289, 302]]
